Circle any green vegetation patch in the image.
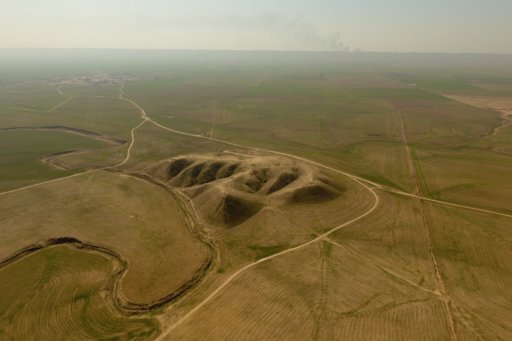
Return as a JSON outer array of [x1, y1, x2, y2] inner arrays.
[[0, 130, 104, 191], [249, 244, 288, 259]]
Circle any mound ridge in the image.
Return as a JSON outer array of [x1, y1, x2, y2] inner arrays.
[[244, 168, 269, 193], [145, 153, 345, 228], [189, 186, 263, 228], [197, 162, 225, 185], [267, 171, 299, 194], [163, 160, 241, 188], [168, 158, 193, 177]]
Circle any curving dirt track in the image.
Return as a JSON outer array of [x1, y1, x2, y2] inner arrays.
[[0, 171, 94, 196], [8, 95, 77, 113], [107, 82, 149, 168]]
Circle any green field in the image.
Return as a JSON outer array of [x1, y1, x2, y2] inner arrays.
[[0, 129, 105, 191], [0, 95, 141, 140]]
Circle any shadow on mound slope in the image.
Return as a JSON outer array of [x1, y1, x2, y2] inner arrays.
[[168, 158, 193, 177], [287, 182, 344, 204], [267, 171, 299, 194], [162, 158, 241, 188], [218, 194, 263, 227], [192, 186, 263, 228], [197, 162, 226, 185]]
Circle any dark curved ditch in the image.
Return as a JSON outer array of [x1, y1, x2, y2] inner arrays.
[[0, 166, 218, 318]]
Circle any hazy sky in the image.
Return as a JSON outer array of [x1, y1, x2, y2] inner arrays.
[[1, 0, 511, 53]]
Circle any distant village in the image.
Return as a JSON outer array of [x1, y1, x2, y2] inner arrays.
[[46, 73, 137, 87]]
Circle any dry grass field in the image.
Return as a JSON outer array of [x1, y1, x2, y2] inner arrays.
[[1, 51, 512, 340], [0, 171, 210, 307], [168, 243, 450, 341], [425, 204, 512, 340]]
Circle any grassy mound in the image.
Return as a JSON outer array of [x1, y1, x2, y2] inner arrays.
[[147, 154, 348, 228]]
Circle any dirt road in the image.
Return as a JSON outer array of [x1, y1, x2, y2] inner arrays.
[[0, 171, 94, 196], [398, 110, 458, 341]]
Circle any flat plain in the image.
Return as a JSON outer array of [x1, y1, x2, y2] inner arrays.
[[1, 50, 511, 340]]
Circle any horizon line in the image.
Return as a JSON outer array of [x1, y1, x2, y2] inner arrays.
[[0, 47, 511, 56]]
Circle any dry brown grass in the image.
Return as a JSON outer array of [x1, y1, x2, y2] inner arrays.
[[331, 191, 439, 292], [0, 245, 158, 339], [0, 171, 209, 306], [413, 146, 512, 213], [168, 241, 450, 340], [425, 203, 512, 340]]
